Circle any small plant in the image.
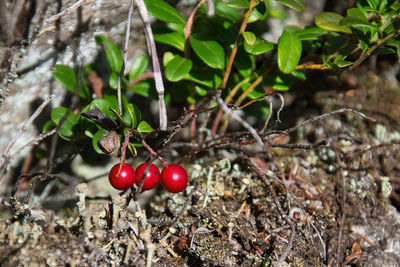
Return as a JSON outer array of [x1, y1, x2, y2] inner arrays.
[[45, 0, 399, 196]]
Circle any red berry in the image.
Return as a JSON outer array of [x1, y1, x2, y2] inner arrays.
[[161, 164, 188, 193], [108, 163, 135, 190], [135, 163, 160, 190]]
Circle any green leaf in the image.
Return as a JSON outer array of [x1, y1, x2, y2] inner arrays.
[[215, 0, 241, 23], [51, 107, 79, 141], [137, 121, 154, 133], [92, 129, 109, 154], [315, 12, 352, 33], [95, 34, 122, 73], [222, 0, 249, 8], [154, 32, 185, 51], [190, 37, 225, 69], [325, 35, 349, 58], [244, 38, 274, 54], [109, 71, 118, 89], [110, 107, 130, 127], [127, 103, 141, 128], [128, 143, 138, 157], [234, 48, 255, 77], [144, 0, 186, 25], [128, 81, 157, 98], [89, 98, 115, 119], [263, 72, 299, 91], [42, 120, 56, 133], [366, 0, 379, 10], [165, 55, 193, 82], [346, 8, 368, 21], [340, 16, 381, 33], [295, 27, 327, 40], [163, 51, 175, 66], [243, 31, 256, 45], [371, 47, 395, 55], [275, 0, 305, 12], [248, 1, 268, 23], [52, 65, 76, 93], [186, 69, 222, 88], [278, 30, 302, 74], [129, 55, 148, 81]]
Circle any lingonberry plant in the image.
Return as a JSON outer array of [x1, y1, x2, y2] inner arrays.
[[44, 0, 399, 194]]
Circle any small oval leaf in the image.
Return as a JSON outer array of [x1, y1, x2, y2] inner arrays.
[[244, 38, 274, 54], [95, 34, 122, 73], [154, 32, 185, 51], [190, 37, 225, 69], [52, 65, 76, 92], [137, 121, 154, 133], [51, 106, 79, 141], [144, 0, 186, 25], [129, 55, 148, 81], [276, 0, 305, 12], [127, 103, 141, 128], [165, 55, 193, 81], [92, 129, 109, 154], [278, 30, 302, 74], [243, 31, 256, 45], [315, 12, 352, 33]]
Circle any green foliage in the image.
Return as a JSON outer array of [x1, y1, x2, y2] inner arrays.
[[46, 0, 400, 160], [46, 35, 158, 160]]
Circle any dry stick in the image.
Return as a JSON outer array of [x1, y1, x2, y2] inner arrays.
[[43, 0, 88, 26], [216, 92, 264, 149], [217, 66, 274, 135], [117, 0, 135, 115], [279, 108, 376, 137], [261, 96, 273, 132], [207, 0, 215, 16], [0, 95, 54, 181], [245, 158, 296, 267], [135, 0, 167, 130], [211, 77, 251, 135], [267, 93, 284, 130]]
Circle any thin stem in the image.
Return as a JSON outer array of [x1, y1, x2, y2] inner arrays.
[[135, 0, 167, 130], [211, 77, 251, 135], [220, 0, 257, 89], [216, 92, 264, 149], [44, 0, 88, 26], [117, 0, 135, 115], [348, 28, 400, 72], [0, 95, 54, 170]]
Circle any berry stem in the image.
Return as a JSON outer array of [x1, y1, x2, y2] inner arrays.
[[120, 129, 132, 166], [139, 136, 168, 168]]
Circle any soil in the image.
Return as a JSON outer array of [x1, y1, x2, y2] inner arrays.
[[1, 62, 400, 267]]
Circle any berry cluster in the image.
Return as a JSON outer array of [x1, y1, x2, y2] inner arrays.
[[108, 162, 188, 193]]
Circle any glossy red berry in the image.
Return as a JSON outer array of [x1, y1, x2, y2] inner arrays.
[[161, 164, 188, 193], [135, 163, 160, 190], [108, 163, 135, 190]]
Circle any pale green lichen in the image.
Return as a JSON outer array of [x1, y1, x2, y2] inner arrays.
[[380, 176, 392, 199]]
